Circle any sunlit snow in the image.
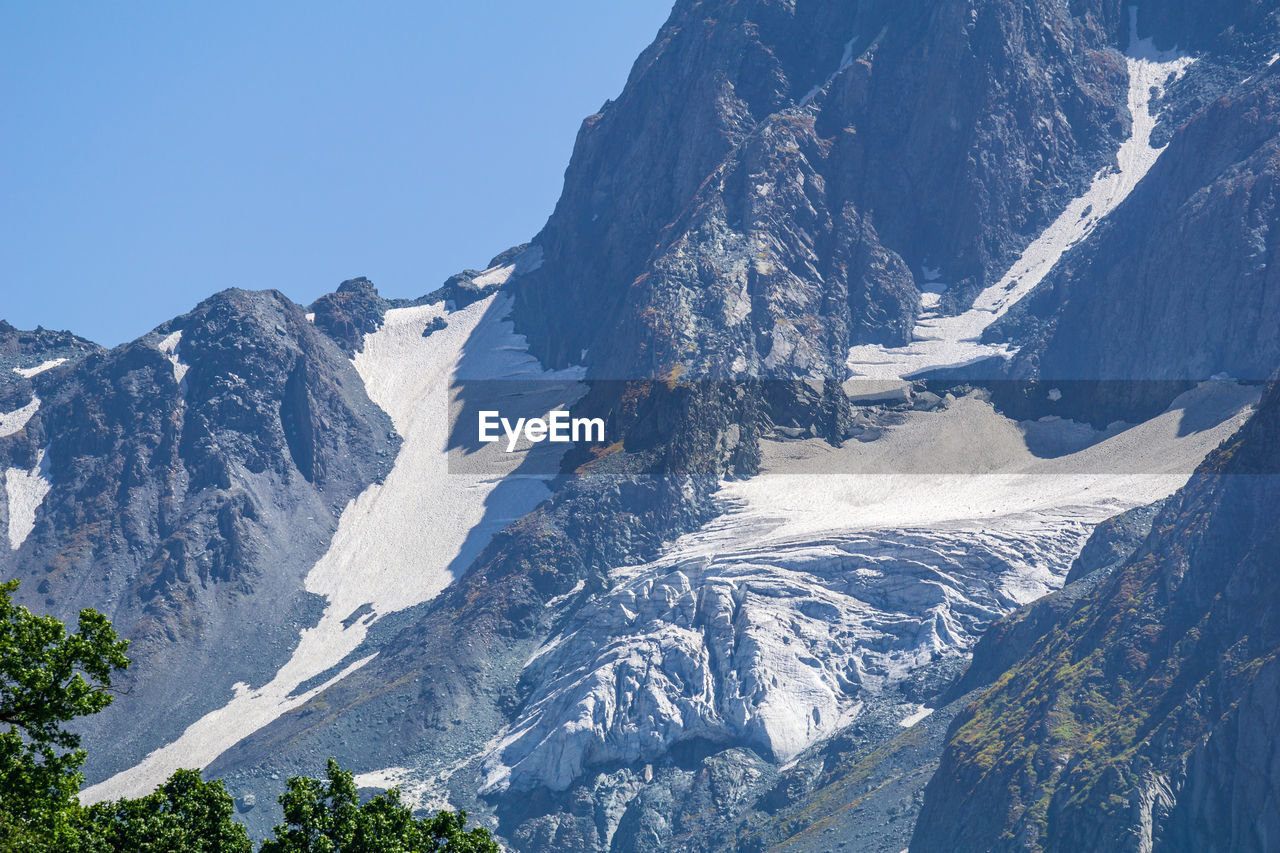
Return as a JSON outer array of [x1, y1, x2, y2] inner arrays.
[[0, 397, 39, 439], [481, 382, 1256, 792], [12, 358, 66, 378], [157, 330, 189, 385], [5, 448, 52, 550]]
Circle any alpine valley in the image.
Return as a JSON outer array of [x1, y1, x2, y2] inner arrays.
[[4, 1, 1280, 850]]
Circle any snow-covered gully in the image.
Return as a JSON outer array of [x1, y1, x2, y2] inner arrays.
[[847, 12, 1194, 380], [84, 250, 583, 802]]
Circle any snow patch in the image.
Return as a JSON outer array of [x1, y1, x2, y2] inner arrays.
[[471, 263, 517, 289], [156, 331, 189, 385], [470, 244, 546, 289], [5, 448, 52, 550], [0, 397, 39, 438], [352, 758, 483, 815], [84, 290, 584, 803], [545, 579, 586, 611], [12, 358, 66, 378], [918, 267, 949, 311], [847, 15, 1194, 380], [899, 706, 933, 728], [352, 766, 455, 813]]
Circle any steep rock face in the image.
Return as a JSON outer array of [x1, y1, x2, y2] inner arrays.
[[514, 0, 857, 371], [0, 323, 102, 563], [911, 378, 1280, 851], [515, 0, 1132, 381], [942, 500, 1165, 705], [0, 320, 99, 374], [28, 2, 1279, 850], [0, 321, 100, 455], [1018, 68, 1280, 379], [0, 289, 397, 783], [309, 277, 393, 353], [996, 61, 1280, 422], [1139, 0, 1280, 54]]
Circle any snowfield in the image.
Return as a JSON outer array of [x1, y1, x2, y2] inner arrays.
[[84, 252, 582, 802], [847, 13, 1194, 380], [11, 358, 66, 378], [0, 396, 40, 439], [156, 330, 189, 385], [480, 382, 1256, 793], [5, 448, 52, 551]]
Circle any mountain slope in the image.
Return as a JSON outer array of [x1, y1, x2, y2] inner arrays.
[[182, 4, 1279, 847], [1, 290, 399, 785], [996, 61, 1280, 423], [912, 375, 1280, 852], [3, 0, 1279, 850]]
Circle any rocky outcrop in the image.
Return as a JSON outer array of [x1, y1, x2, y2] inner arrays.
[[515, 0, 1133, 384], [0, 320, 99, 371], [13, 1, 1278, 850], [308, 277, 392, 353], [0, 288, 397, 784], [911, 378, 1280, 851], [190, 1, 1241, 847]]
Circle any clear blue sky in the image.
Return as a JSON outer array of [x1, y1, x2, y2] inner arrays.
[[2, 2, 673, 347]]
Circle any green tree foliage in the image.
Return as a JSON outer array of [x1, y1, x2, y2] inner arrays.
[[74, 769, 251, 853], [260, 758, 500, 853], [0, 579, 130, 848], [0, 580, 497, 851]]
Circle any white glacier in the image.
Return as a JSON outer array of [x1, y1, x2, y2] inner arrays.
[[480, 382, 1256, 793]]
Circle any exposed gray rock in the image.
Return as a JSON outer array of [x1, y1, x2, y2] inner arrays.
[[995, 67, 1280, 423], [0, 287, 398, 786]]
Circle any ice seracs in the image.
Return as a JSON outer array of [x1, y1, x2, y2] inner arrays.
[[480, 383, 1257, 794]]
